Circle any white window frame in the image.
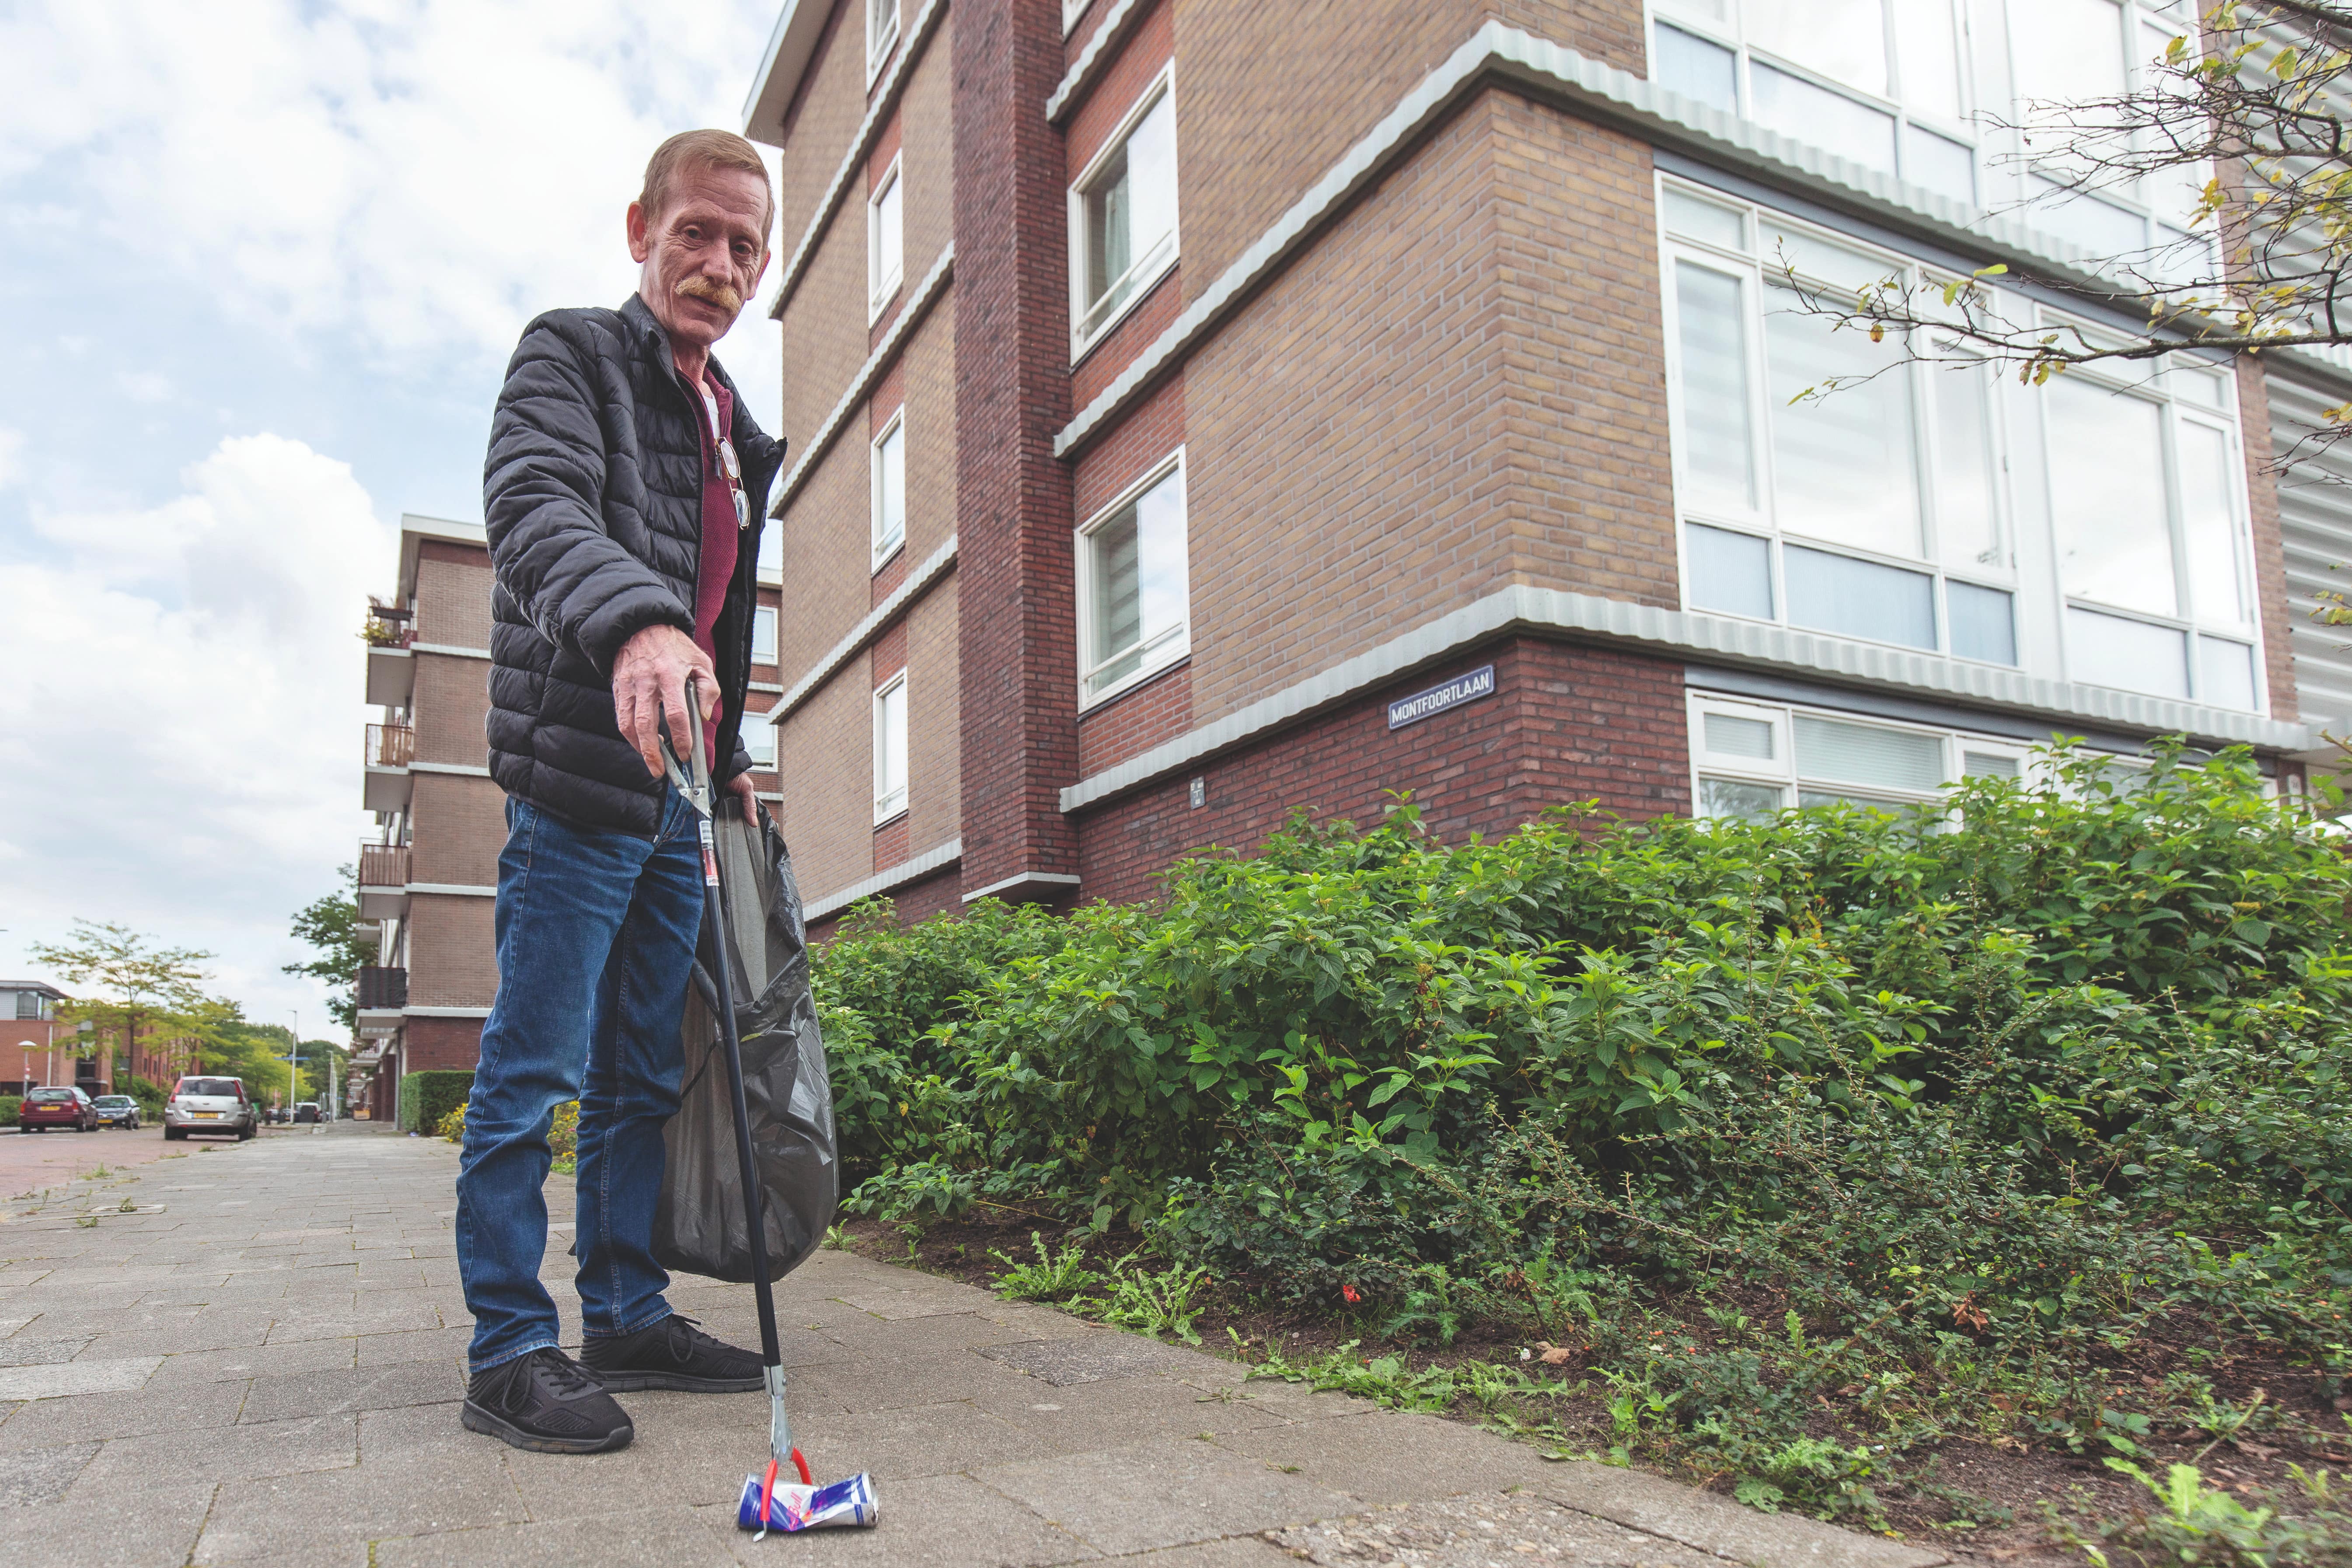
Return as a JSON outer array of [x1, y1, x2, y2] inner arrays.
[[873, 671, 909, 824], [740, 709, 778, 770], [1648, 0, 1982, 203], [871, 409, 907, 569], [1068, 64, 1180, 359], [1687, 691, 2038, 821], [868, 153, 904, 322], [1656, 176, 2020, 666], [2028, 309, 2263, 711], [1074, 447, 1190, 710], [866, 0, 900, 85], [752, 605, 778, 665]]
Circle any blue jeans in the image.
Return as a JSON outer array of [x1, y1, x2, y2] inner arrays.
[[456, 788, 705, 1372]]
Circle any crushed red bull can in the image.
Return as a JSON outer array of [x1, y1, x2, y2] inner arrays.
[[736, 1470, 879, 1533]]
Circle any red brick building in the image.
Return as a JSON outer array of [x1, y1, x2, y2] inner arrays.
[[743, 0, 2342, 936], [356, 514, 795, 1122]]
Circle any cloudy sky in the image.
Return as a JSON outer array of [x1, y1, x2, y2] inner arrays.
[[0, 0, 785, 1039]]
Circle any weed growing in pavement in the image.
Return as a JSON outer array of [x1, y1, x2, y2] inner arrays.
[[987, 1233, 1101, 1303], [117, 1197, 134, 1212], [1082, 1252, 1208, 1344], [821, 1224, 850, 1250]]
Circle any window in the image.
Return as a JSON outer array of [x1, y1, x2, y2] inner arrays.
[[867, 0, 900, 81], [757, 524, 782, 578], [1689, 694, 2033, 821], [1064, 0, 1092, 35], [1661, 182, 2017, 665], [2041, 346, 2257, 707], [871, 412, 906, 566], [752, 606, 778, 665], [873, 673, 908, 822], [1071, 69, 1178, 353], [740, 710, 777, 770], [1076, 453, 1189, 706], [1651, 0, 1977, 203], [14, 991, 41, 1021], [869, 156, 903, 319]]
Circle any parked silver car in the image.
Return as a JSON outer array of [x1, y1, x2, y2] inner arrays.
[[162, 1076, 258, 1141]]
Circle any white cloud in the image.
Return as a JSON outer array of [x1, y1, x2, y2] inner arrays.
[[0, 433, 392, 1025], [0, 429, 22, 489], [0, 0, 782, 425], [117, 371, 172, 404]]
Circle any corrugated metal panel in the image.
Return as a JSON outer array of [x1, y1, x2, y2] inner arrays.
[[2268, 371, 2352, 738]]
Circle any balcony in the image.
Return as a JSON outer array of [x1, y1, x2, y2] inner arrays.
[[357, 966, 408, 1008], [363, 723, 414, 814], [356, 842, 411, 920]]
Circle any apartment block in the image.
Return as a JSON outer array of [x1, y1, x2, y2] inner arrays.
[[743, 0, 2340, 936], [355, 515, 795, 1121]]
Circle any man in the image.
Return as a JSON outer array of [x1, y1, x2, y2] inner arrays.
[[457, 129, 787, 1454]]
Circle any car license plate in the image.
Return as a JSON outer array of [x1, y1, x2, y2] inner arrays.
[[194, 1112, 220, 1120]]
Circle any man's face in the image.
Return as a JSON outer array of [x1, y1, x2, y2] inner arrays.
[[627, 164, 773, 359]]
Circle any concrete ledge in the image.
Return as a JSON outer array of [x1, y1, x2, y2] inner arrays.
[[804, 835, 963, 924], [961, 870, 1082, 905], [1059, 584, 2310, 814]]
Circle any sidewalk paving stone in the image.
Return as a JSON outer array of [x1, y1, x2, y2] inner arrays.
[[0, 1126, 1951, 1568]]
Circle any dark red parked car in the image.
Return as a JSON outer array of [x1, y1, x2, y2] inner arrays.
[[18, 1087, 98, 1133]]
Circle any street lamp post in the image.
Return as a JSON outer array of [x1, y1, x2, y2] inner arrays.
[[286, 1010, 301, 1128]]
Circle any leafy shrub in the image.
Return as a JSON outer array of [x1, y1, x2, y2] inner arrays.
[[816, 743, 2352, 1495], [437, 1104, 465, 1142], [441, 1099, 576, 1158], [0, 1097, 18, 1125], [122, 1076, 167, 1117], [2048, 1460, 2352, 1568], [398, 1070, 473, 1135]]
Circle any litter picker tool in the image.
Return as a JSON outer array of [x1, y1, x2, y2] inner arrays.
[[661, 678, 877, 1537]]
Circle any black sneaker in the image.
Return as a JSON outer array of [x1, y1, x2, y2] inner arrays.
[[461, 1348, 634, 1454], [579, 1314, 764, 1393]]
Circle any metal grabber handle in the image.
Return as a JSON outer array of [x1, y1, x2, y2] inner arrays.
[[658, 679, 810, 1538]]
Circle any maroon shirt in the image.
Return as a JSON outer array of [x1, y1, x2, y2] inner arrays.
[[686, 372, 740, 772]]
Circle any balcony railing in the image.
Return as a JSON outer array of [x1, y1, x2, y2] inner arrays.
[[357, 966, 408, 1009], [365, 723, 414, 768], [357, 842, 410, 889]]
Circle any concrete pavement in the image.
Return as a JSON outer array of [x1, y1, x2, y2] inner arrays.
[[0, 1124, 1948, 1568]]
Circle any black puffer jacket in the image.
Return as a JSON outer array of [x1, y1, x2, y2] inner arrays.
[[482, 294, 786, 835]]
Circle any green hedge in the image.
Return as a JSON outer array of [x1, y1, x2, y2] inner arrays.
[[0, 1097, 17, 1125], [122, 1076, 167, 1116], [398, 1070, 473, 1134]]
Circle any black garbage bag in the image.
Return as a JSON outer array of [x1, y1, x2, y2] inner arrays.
[[652, 800, 837, 1283]]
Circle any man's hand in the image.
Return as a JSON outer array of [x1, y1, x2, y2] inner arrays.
[[722, 772, 758, 823], [612, 624, 717, 776]]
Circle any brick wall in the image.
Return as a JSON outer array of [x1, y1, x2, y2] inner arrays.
[[407, 893, 498, 1009], [1169, 1, 1642, 302], [2236, 356, 2299, 720], [954, 0, 1082, 894], [1487, 94, 1676, 606], [1074, 636, 1689, 906], [1077, 658, 1191, 774], [907, 573, 962, 851], [409, 772, 506, 887], [900, 22, 956, 305], [411, 652, 490, 767], [1073, 372, 1186, 519], [1183, 92, 1508, 724], [402, 1016, 483, 1074], [773, 426, 872, 686], [1071, 265, 1181, 412], [773, 0, 862, 265], [774, 661, 872, 903], [415, 551, 492, 649], [1181, 90, 1675, 728], [901, 295, 958, 566]]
